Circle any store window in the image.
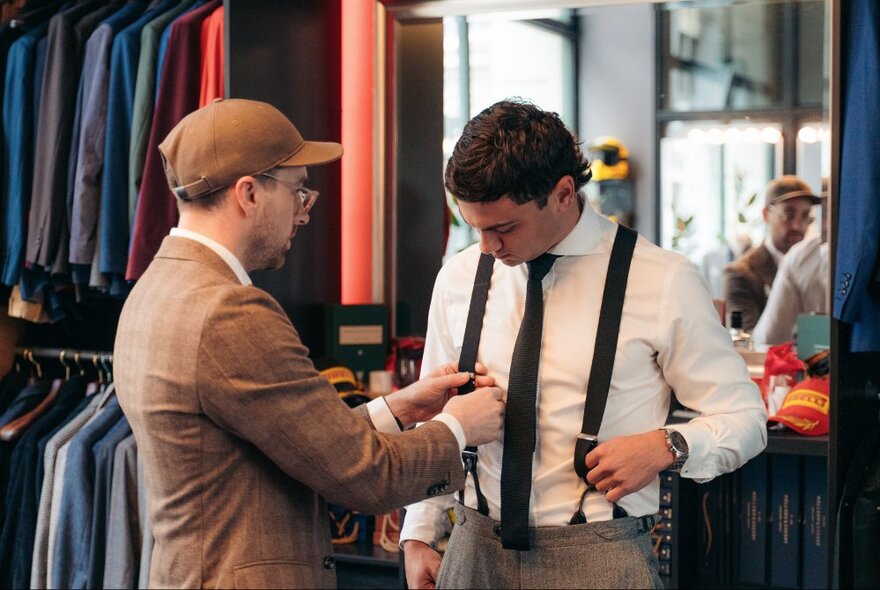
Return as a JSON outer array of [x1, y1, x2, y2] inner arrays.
[[660, 120, 783, 297], [443, 11, 576, 260], [657, 0, 828, 294]]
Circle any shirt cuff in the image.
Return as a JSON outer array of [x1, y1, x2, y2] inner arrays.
[[399, 500, 454, 549], [367, 397, 402, 433], [428, 413, 466, 451]]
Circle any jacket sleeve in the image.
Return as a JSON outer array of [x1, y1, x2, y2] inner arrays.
[[196, 286, 465, 514], [722, 264, 763, 331]]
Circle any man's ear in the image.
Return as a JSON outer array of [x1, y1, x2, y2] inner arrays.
[[232, 176, 259, 217], [552, 175, 578, 210]]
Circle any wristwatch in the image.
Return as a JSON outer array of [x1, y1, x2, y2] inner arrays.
[[661, 428, 689, 472]]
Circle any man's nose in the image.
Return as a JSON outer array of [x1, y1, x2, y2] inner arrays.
[[479, 232, 500, 255]]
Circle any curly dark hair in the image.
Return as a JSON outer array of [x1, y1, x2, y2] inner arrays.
[[444, 99, 592, 208]]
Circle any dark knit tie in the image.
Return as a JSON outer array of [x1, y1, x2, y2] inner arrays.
[[500, 252, 559, 551]]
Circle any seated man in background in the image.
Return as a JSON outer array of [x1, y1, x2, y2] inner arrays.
[[723, 175, 821, 331], [752, 185, 829, 346]]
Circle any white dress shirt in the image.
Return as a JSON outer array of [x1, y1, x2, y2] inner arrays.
[[400, 204, 768, 546], [170, 227, 252, 286], [752, 236, 829, 346], [169, 227, 465, 448]]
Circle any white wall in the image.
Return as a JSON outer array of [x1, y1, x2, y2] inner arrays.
[[578, 4, 657, 242]]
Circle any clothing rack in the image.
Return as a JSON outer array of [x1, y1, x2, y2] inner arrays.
[[14, 346, 113, 363]]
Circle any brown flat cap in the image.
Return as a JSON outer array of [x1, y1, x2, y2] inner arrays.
[[159, 98, 343, 200], [765, 175, 821, 207]]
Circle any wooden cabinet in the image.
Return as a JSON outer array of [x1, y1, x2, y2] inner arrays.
[[668, 431, 830, 589]]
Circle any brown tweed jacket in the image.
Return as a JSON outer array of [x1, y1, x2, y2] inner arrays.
[[114, 236, 464, 589], [722, 243, 779, 332]]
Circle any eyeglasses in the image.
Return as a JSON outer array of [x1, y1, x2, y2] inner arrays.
[[769, 205, 815, 225], [260, 173, 320, 212]]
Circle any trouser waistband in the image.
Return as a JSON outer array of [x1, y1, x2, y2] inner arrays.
[[452, 503, 657, 548]]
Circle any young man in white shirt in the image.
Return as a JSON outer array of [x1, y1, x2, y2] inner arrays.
[[401, 99, 768, 589]]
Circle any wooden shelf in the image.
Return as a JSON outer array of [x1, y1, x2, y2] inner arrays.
[[764, 428, 828, 456], [332, 542, 400, 568]]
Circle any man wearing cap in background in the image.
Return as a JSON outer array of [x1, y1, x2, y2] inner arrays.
[[752, 178, 830, 346], [723, 175, 821, 331], [113, 98, 506, 589]]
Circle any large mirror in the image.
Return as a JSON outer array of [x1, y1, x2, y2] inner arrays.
[[385, 0, 830, 351], [382, 2, 833, 587]]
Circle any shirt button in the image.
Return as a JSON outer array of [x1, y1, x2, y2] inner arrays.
[[323, 556, 336, 570]]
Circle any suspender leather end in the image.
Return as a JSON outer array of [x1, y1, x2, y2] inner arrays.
[[462, 447, 478, 471], [458, 375, 477, 395], [573, 434, 598, 479]]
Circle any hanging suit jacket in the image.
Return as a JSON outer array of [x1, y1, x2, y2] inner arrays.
[[114, 237, 464, 589], [834, 0, 880, 352], [723, 243, 778, 332], [126, 0, 221, 281], [26, 0, 120, 272]]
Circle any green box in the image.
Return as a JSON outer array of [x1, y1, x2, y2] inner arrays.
[[796, 314, 830, 360], [325, 304, 387, 383]]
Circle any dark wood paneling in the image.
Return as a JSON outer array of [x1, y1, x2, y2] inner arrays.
[[226, 0, 343, 352], [393, 19, 444, 336]]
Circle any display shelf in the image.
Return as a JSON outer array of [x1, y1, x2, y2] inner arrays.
[[334, 542, 403, 590], [670, 409, 828, 457], [764, 429, 828, 456]]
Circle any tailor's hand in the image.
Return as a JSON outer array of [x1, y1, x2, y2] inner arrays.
[[403, 540, 443, 590], [442, 386, 505, 447], [584, 429, 674, 504], [384, 362, 495, 427]]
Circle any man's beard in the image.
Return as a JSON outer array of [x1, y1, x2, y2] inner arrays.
[[244, 226, 288, 271]]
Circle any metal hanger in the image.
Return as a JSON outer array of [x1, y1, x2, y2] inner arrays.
[[27, 349, 43, 380], [92, 354, 105, 385], [73, 352, 85, 377], [59, 350, 71, 381]]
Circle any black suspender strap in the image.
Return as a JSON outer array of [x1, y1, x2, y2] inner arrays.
[[570, 225, 638, 525], [457, 253, 495, 515], [454, 225, 638, 523], [573, 225, 638, 480], [457, 253, 496, 394]]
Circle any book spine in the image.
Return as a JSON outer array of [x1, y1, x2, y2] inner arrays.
[[770, 455, 802, 588], [738, 454, 768, 586], [801, 456, 828, 589]]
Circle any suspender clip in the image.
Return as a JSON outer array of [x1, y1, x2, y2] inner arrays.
[[573, 434, 598, 480], [462, 448, 478, 473]]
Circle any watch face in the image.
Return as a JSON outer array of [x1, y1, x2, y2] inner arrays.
[[669, 430, 688, 453]]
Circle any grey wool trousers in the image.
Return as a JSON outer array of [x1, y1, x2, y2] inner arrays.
[[436, 504, 664, 589]]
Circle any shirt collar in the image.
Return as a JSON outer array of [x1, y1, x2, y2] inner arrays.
[[547, 198, 608, 257], [763, 236, 784, 266], [169, 227, 252, 286]]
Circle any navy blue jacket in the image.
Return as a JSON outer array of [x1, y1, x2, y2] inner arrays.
[[834, 0, 880, 352]]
